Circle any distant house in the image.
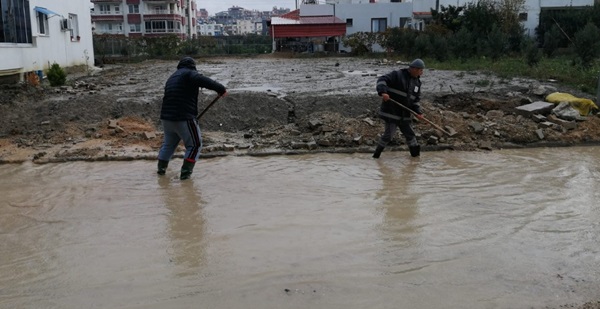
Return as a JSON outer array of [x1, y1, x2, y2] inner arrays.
[[90, 0, 197, 39], [0, 1, 94, 83], [323, 0, 595, 52], [411, 0, 596, 37], [268, 5, 346, 52], [197, 21, 224, 36]]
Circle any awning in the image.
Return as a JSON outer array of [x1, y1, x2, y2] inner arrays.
[[34, 6, 61, 17]]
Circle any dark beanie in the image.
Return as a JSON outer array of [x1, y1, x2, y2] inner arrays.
[[409, 59, 425, 69]]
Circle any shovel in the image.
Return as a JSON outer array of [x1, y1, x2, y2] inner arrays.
[[387, 98, 452, 136], [197, 94, 223, 120]]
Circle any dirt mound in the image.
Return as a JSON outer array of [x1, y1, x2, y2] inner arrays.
[[1, 57, 599, 163]]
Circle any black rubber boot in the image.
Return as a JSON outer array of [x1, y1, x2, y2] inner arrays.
[[409, 145, 421, 157], [180, 160, 195, 180], [372, 146, 385, 159], [157, 160, 169, 175]]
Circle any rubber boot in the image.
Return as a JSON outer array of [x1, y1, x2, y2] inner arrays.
[[409, 145, 421, 157], [157, 160, 169, 175], [372, 145, 385, 159], [180, 160, 196, 180]]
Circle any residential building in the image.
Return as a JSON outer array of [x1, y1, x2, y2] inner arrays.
[[90, 0, 197, 39], [410, 0, 596, 36], [197, 21, 224, 36], [321, 0, 595, 52], [0, 1, 94, 82], [269, 5, 346, 52], [196, 8, 208, 21], [312, 2, 413, 51], [235, 19, 263, 35]]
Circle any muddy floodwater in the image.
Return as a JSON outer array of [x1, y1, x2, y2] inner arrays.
[[1, 147, 599, 309]]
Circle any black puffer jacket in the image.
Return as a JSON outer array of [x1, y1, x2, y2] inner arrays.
[[160, 57, 226, 121], [376, 68, 422, 122]]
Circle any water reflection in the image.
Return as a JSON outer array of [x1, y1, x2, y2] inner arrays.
[[157, 177, 206, 276], [1, 149, 600, 308], [377, 158, 420, 245]]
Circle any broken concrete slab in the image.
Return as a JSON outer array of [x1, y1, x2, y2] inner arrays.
[[515, 101, 555, 117]]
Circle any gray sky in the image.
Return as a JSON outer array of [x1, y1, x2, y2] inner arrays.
[[196, 0, 299, 15]]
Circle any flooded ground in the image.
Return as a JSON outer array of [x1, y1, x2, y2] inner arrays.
[[1, 147, 599, 309]]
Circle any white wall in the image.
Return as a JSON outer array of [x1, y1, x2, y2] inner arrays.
[[333, 2, 413, 51], [0, 0, 94, 78], [426, 0, 594, 37]]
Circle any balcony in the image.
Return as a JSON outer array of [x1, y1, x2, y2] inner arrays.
[[142, 0, 180, 3], [91, 13, 125, 22], [143, 11, 182, 21]]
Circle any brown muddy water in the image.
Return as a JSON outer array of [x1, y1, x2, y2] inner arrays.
[[1, 147, 599, 309]]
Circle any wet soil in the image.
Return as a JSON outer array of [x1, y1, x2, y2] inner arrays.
[[1, 54, 599, 164]]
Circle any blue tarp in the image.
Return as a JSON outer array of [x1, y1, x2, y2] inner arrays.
[[34, 6, 60, 17]]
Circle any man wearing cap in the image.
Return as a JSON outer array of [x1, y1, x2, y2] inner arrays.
[[373, 58, 425, 158], [157, 56, 227, 180]]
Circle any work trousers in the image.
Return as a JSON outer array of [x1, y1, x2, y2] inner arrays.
[[377, 120, 418, 148], [158, 119, 202, 163]]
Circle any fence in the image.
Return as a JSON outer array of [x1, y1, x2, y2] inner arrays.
[[93, 34, 273, 60]]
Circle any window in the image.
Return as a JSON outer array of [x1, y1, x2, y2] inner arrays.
[[128, 4, 139, 14], [346, 18, 353, 26], [68, 14, 79, 41], [114, 5, 120, 14], [129, 23, 141, 32], [400, 17, 409, 28], [37, 11, 48, 35], [153, 5, 166, 14], [519, 13, 527, 21], [0, 0, 33, 43], [99, 5, 110, 15], [145, 20, 179, 33], [371, 18, 387, 33]]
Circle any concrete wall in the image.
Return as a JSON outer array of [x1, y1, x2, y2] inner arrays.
[[0, 0, 94, 79]]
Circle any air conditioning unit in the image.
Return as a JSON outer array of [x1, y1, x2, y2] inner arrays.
[[60, 18, 70, 31]]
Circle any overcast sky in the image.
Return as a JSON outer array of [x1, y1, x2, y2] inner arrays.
[[195, 0, 299, 15]]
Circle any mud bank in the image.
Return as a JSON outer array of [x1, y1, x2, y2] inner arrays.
[[1, 56, 599, 164]]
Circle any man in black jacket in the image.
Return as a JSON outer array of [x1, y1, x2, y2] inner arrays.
[[157, 57, 227, 180], [373, 59, 425, 158]]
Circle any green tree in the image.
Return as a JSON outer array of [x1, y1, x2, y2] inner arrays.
[[46, 63, 67, 87], [572, 22, 600, 67], [342, 32, 381, 55]]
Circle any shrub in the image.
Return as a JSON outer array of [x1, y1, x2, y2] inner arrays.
[[542, 25, 561, 57], [523, 38, 542, 67], [572, 22, 600, 67], [46, 63, 66, 87]]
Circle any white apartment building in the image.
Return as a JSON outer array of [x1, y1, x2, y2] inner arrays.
[[235, 19, 263, 35], [90, 0, 197, 39], [326, 0, 596, 35], [198, 22, 224, 36], [0, 0, 94, 82]]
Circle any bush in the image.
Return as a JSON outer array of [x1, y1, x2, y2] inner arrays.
[[572, 22, 600, 67], [542, 25, 561, 57], [341, 32, 380, 55], [46, 63, 66, 87], [523, 38, 542, 67]]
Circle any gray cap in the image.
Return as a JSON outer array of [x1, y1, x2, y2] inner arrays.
[[409, 58, 425, 69]]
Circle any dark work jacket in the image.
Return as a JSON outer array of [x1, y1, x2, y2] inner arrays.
[[376, 68, 422, 122], [160, 58, 226, 121]]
